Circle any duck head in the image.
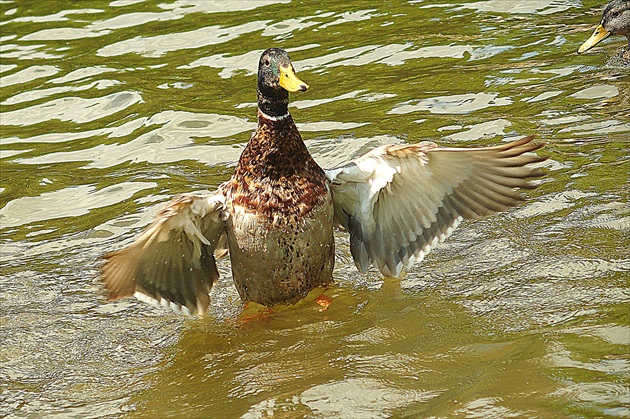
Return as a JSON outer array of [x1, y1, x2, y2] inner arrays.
[[257, 48, 309, 118], [578, 0, 630, 55]]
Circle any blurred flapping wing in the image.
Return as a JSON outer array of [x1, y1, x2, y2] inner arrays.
[[100, 192, 228, 316]]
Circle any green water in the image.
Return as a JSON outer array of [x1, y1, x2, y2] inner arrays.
[[1, 0, 628, 417]]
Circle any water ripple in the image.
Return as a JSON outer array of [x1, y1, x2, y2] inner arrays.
[[300, 378, 439, 418], [96, 21, 271, 58], [0, 65, 59, 87], [389, 92, 512, 115], [0, 182, 157, 229], [458, 0, 579, 15], [1, 91, 143, 126]]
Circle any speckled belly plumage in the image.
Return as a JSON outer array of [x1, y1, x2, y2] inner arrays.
[[226, 195, 335, 306]]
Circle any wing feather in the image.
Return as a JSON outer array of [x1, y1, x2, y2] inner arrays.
[[327, 136, 546, 277], [100, 192, 228, 316]]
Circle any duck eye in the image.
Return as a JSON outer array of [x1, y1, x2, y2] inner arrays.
[[264, 58, 270, 66], [611, 11, 620, 18]]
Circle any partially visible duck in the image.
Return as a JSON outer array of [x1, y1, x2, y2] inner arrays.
[[578, 0, 630, 60], [100, 48, 547, 316]]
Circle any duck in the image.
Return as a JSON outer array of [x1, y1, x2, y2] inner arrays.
[[100, 48, 547, 316], [578, 0, 630, 60]]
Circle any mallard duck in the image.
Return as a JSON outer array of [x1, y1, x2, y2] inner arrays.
[[100, 48, 546, 316], [578, 0, 630, 60]]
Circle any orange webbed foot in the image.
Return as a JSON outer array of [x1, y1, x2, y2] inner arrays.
[[316, 294, 332, 312]]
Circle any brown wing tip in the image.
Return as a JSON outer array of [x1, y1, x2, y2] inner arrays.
[[501, 135, 546, 152], [99, 247, 138, 301], [499, 136, 550, 173]]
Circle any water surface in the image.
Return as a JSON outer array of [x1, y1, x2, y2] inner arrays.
[[1, 0, 628, 418]]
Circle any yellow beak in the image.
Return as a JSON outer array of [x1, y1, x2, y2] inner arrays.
[[278, 65, 309, 92], [578, 23, 611, 53]]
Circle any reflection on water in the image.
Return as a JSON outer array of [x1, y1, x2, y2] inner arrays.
[[2, 91, 143, 125], [388, 92, 512, 115], [0, 182, 157, 228], [458, 0, 579, 14], [1, 0, 628, 417], [298, 378, 440, 417]]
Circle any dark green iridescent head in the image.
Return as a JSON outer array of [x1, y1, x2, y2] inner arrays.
[[257, 48, 309, 117]]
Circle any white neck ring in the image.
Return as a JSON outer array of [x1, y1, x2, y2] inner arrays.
[[259, 110, 289, 121]]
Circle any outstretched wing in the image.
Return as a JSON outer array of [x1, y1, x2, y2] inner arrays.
[[326, 136, 546, 278], [100, 192, 228, 316]]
